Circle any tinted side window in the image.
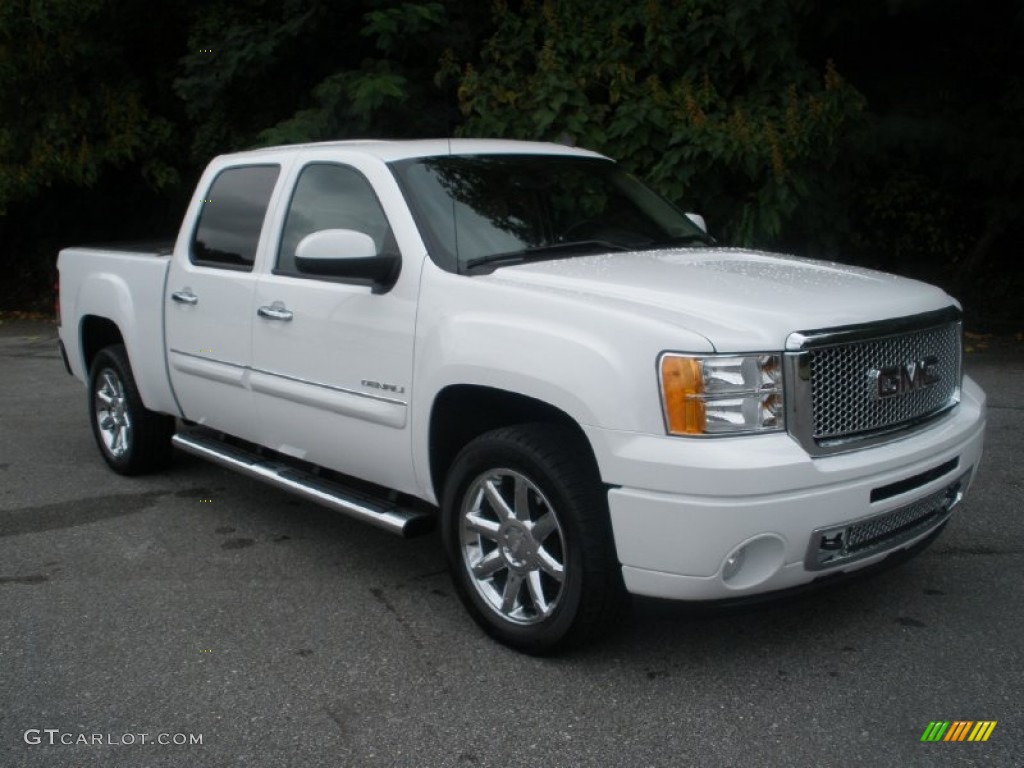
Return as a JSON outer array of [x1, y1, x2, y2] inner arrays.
[[191, 165, 280, 270], [277, 163, 393, 276]]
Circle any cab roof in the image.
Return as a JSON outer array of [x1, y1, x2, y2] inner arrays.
[[219, 138, 607, 164]]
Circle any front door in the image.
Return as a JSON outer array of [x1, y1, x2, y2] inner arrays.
[[250, 159, 419, 493]]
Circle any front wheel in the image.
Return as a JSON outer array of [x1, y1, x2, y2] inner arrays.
[[88, 344, 174, 475], [442, 424, 624, 654]]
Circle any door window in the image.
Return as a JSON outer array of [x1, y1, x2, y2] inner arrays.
[[191, 165, 280, 270], [277, 163, 393, 276]]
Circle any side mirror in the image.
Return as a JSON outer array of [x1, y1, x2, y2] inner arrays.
[[685, 213, 708, 233], [294, 229, 400, 292]]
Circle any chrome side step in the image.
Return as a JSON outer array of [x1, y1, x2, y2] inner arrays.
[[171, 431, 433, 538]]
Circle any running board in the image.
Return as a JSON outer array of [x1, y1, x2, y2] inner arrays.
[[171, 431, 433, 538]]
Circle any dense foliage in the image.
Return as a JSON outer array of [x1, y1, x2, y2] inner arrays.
[[445, 0, 866, 251], [1, 0, 1020, 330]]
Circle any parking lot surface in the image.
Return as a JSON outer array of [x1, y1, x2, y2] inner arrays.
[[1, 319, 1021, 767]]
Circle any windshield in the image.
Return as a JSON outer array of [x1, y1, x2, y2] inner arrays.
[[389, 154, 710, 272]]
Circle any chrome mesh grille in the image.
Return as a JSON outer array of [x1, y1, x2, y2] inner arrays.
[[805, 472, 966, 570], [846, 490, 948, 551], [808, 322, 961, 440]]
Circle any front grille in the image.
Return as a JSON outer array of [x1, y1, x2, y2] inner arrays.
[[806, 472, 967, 570], [785, 308, 963, 456], [808, 322, 961, 440]]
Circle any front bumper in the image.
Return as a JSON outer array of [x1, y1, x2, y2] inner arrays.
[[586, 376, 986, 601]]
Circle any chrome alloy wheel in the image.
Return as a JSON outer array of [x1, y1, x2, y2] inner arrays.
[[459, 469, 566, 625], [93, 368, 132, 459]]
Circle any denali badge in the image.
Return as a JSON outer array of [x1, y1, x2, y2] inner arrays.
[[872, 355, 940, 399], [361, 379, 406, 394]]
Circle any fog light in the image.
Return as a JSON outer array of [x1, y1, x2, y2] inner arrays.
[[720, 534, 787, 589], [722, 547, 746, 582]]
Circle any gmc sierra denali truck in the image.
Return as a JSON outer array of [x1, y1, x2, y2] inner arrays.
[[57, 139, 986, 653]]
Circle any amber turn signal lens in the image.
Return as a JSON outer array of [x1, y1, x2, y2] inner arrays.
[[660, 356, 706, 434]]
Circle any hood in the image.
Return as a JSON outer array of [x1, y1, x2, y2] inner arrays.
[[482, 247, 957, 351]]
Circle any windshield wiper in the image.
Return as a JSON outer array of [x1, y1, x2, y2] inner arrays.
[[465, 240, 631, 270]]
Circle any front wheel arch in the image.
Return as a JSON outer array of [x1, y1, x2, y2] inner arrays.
[[427, 384, 600, 504]]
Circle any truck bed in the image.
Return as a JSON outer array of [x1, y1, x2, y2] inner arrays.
[[57, 243, 181, 417]]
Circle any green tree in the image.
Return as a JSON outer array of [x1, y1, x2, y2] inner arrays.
[[0, 0, 192, 308], [173, 1, 488, 155], [1, 0, 1020, 332], [444, 0, 866, 249], [173, 0, 340, 160], [0, 1, 184, 214], [807, 0, 1024, 330], [256, 1, 458, 145]]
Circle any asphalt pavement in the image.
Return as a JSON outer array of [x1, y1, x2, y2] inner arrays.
[[1, 319, 1021, 768]]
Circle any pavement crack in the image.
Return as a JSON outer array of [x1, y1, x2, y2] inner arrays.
[[221, 537, 255, 550], [323, 703, 355, 741], [370, 586, 401, 617], [410, 568, 449, 581], [0, 573, 49, 585], [0, 351, 60, 359], [370, 587, 429, 655], [0, 491, 169, 537]]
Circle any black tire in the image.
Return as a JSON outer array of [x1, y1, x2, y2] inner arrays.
[[88, 344, 175, 475], [441, 423, 625, 654]]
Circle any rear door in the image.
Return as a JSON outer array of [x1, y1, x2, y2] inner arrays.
[[165, 163, 282, 442]]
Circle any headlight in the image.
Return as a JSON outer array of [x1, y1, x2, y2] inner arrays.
[[659, 353, 784, 435]]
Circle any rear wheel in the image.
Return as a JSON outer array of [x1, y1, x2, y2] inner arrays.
[[442, 424, 624, 654], [88, 344, 174, 475]]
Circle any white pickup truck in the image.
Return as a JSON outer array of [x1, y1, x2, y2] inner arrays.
[[57, 139, 986, 653]]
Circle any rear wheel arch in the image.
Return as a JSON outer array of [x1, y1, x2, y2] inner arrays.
[[80, 315, 124, 374]]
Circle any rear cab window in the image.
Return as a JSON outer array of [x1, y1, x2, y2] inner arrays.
[[191, 165, 281, 271]]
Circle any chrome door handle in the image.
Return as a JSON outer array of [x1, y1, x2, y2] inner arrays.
[[171, 289, 199, 305], [257, 302, 293, 322]]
